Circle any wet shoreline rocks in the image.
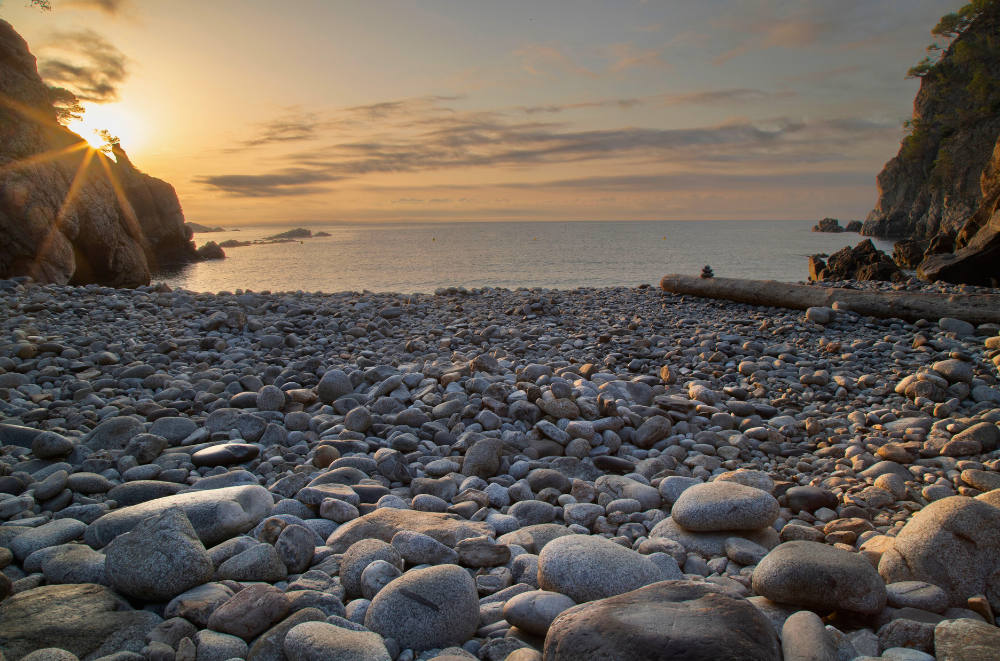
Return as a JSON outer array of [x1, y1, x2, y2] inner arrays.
[[1, 276, 1000, 660]]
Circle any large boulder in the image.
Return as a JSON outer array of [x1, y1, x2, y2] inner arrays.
[[670, 482, 779, 532], [104, 507, 213, 602], [84, 485, 273, 549], [364, 564, 479, 653], [543, 581, 781, 661], [879, 496, 1000, 611], [0, 584, 162, 661], [753, 541, 887, 615], [284, 621, 391, 661], [325, 508, 490, 553]]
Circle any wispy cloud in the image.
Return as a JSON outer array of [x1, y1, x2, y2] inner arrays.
[[58, 0, 132, 14], [516, 88, 786, 115], [193, 170, 346, 197], [515, 42, 670, 79], [38, 29, 129, 103], [196, 95, 900, 197]]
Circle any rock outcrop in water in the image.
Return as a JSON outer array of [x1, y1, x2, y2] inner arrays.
[[863, 2, 1000, 238], [0, 20, 200, 287], [809, 240, 903, 282]]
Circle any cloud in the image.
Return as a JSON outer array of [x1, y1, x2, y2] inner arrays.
[[38, 29, 129, 103], [514, 42, 670, 79], [516, 88, 785, 115], [496, 170, 874, 192], [198, 94, 900, 197], [58, 0, 132, 13], [192, 170, 345, 197], [785, 64, 865, 83], [227, 110, 326, 150], [713, 18, 824, 64]]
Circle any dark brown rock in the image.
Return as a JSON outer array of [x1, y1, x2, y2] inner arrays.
[[543, 581, 781, 661]]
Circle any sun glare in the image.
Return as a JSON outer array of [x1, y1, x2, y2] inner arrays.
[[66, 104, 141, 154]]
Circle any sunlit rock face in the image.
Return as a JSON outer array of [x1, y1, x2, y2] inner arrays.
[[0, 20, 196, 287]]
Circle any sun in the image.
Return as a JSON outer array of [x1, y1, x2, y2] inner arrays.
[[65, 103, 142, 154]]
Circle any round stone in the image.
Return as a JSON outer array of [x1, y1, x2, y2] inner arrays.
[[192, 443, 260, 468], [318, 370, 353, 405], [502, 590, 576, 636], [360, 560, 401, 600], [537, 534, 667, 604], [364, 564, 479, 653], [543, 580, 781, 661], [104, 507, 213, 602], [340, 539, 403, 599], [752, 541, 887, 615], [671, 481, 779, 532], [885, 581, 949, 614], [284, 621, 391, 661], [31, 432, 74, 459], [784, 486, 839, 514], [257, 385, 286, 411]]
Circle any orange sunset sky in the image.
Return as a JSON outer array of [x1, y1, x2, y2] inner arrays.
[[1, 0, 967, 226]]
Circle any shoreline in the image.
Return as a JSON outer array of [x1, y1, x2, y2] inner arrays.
[[1, 276, 999, 658]]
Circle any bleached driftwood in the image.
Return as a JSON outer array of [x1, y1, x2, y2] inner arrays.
[[659, 274, 1000, 325]]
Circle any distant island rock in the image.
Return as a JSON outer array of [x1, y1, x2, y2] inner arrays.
[[266, 228, 313, 240], [219, 239, 251, 248], [812, 218, 844, 233], [186, 222, 225, 233], [812, 218, 862, 233], [0, 20, 213, 286], [315, 231, 331, 237]]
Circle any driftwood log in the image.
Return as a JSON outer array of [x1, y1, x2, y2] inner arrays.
[[659, 274, 1000, 326]]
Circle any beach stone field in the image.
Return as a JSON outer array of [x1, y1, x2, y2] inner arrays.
[[1, 277, 1000, 661]]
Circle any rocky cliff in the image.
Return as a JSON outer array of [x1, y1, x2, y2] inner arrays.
[[919, 134, 1000, 285], [863, 3, 1000, 238], [0, 20, 198, 287]]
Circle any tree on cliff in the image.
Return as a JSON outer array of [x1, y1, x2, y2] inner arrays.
[[0, 1, 52, 8], [47, 86, 84, 123]]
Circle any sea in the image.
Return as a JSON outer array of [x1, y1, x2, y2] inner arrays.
[[155, 220, 897, 295]]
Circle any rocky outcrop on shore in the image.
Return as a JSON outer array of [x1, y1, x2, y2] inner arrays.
[[0, 20, 201, 289], [186, 223, 225, 233], [1, 278, 999, 660], [863, 3, 1000, 238], [809, 240, 903, 282]]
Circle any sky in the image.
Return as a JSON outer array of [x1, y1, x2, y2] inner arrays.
[[0, 0, 968, 226]]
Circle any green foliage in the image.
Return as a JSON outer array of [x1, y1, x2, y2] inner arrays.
[[899, 0, 1000, 181], [0, 1, 52, 8], [95, 129, 120, 153], [47, 86, 84, 124]]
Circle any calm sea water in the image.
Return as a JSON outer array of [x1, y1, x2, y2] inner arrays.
[[156, 220, 896, 294]]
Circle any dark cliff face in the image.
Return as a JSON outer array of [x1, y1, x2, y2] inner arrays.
[[864, 5, 1000, 238], [0, 20, 197, 287]]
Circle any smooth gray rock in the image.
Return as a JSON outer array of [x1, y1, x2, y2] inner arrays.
[[41, 545, 107, 585], [537, 534, 668, 604], [671, 481, 779, 532], [245, 607, 327, 661], [885, 581, 949, 614], [284, 621, 390, 661], [781, 610, 839, 661], [340, 539, 402, 599], [657, 476, 702, 506], [753, 541, 887, 615], [85, 485, 273, 549], [217, 543, 288, 583], [85, 417, 144, 452], [104, 507, 213, 602], [390, 530, 459, 566], [11, 520, 87, 562], [164, 583, 235, 629], [502, 590, 576, 636], [364, 564, 479, 653]]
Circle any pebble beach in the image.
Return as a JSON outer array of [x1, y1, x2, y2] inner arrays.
[[2, 276, 1000, 661]]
